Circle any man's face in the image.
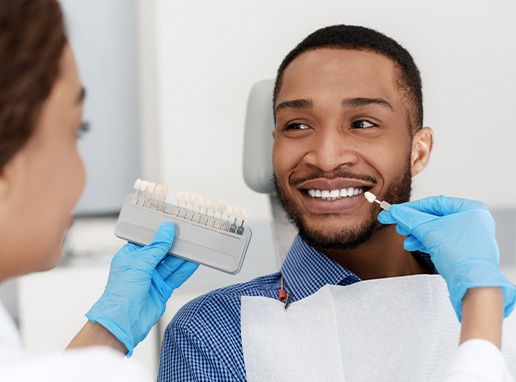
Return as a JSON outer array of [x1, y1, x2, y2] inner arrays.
[[273, 48, 421, 250]]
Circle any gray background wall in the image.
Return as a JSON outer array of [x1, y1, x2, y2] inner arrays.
[[61, 0, 140, 215]]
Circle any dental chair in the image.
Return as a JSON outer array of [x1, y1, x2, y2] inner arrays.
[[242, 79, 297, 267]]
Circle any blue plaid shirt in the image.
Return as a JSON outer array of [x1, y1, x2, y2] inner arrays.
[[157, 235, 436, 381]]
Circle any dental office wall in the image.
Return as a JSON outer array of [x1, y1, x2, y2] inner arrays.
[[150, 0, 516, 272], [3, 0, 515, 378]]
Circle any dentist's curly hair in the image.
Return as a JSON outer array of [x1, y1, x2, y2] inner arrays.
[[273, 25, 423, 134], [0, 0, 67, 170]]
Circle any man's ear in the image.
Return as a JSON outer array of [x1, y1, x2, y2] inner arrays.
[[410, 127, 433, 176]]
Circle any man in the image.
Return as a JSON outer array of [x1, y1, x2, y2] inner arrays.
[[158, 25, 515, 381]]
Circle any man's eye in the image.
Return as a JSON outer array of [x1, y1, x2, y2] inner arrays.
[[285, 122, 310, 130], [352, 120, 375, 129]]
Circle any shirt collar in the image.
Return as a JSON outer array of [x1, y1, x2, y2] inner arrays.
[[280, 235, 438, 302], [280, 235, 361, 301]]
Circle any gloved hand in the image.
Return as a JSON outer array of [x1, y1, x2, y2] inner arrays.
[[86, 222, 199, 356], [377, 196, 516, 321]]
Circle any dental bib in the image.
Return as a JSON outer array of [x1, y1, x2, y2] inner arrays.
[[241, 274, 516, 382]]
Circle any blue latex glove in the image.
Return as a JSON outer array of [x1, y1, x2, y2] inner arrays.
[[86, 222, 199, 356], [378, 196, 516, 321]]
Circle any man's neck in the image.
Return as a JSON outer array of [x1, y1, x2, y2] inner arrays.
[[317, 225, 428, 280]]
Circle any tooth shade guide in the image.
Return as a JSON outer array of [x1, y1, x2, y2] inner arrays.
[[117, 181, 253, 274], [130, 178, 249, 235]]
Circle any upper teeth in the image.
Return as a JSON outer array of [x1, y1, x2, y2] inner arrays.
[[308, 187, 364, 200]]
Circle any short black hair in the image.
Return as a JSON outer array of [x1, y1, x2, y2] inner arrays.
[[273, 25, 423, 133]]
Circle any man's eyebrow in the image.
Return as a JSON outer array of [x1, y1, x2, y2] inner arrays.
[[275, 98, 312, 113], [342, 97, 393, 110], [76, 87, 86, 104], [275, 97, 393, 113]]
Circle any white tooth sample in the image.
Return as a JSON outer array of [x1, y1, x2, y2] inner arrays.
[[176, 191, 184, 204], [191, 193, 198, 207], [308, 189, 316, 197], [321, 190, 330, 198], [202, 197, 211, 211], [209, 199, 218, 213], [217, 202, 227, 215], [357, 188, 363, 195], [148, 182, 156, 194], [155, 184, 162, 197], [189, 193, 198, 208], [207, 198, 216, 214], [133, 178, 142, 191], [195, 195, 205, 212], [140, 180, 149, 192], [315, 190, 322, 197], [347, 187, 354, 196], [353, 188, 360, 195], [339, 188, 348, 197], [364, 191, 391, 210], [187, 193, 196, 207], [364, 191, 377, 203], [329, 190, 339, 198]]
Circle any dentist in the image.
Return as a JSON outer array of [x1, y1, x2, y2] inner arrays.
[[0, 0, 198, 380]]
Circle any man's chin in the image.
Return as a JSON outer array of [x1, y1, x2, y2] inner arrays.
[[295, 219, 381, 250]]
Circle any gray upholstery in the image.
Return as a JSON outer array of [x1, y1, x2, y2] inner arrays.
[[242, 79, 275, 194], [242, 79, 296, 265]]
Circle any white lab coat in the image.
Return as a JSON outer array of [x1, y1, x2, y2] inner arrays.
[[0, 302, 151, 382], [442, 339, 514, 382]]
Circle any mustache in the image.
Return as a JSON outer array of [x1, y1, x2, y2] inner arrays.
[[288, 169, 378, 188]]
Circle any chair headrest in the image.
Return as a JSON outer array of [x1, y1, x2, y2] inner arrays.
[[242, 79, 275, 194]]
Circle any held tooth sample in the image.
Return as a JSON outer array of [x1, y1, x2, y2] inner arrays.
[[364, 191, 391, 211]]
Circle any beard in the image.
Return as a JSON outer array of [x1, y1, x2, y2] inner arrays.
[[273, 159, 413, 250]]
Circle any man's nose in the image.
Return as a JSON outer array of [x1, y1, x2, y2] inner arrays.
[[303, 127, 360, 172]]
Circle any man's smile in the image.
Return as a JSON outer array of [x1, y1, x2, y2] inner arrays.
[[291, 178, 375, 214], [307, 186, 364, 200], [294, 177, 375, 202]]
